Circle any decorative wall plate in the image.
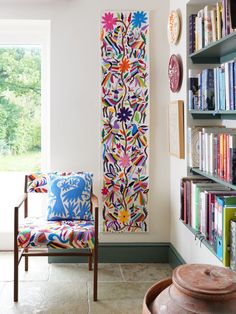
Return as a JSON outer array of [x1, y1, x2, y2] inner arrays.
[[167, 10, 181, 44], [168, 54, 182, 93]]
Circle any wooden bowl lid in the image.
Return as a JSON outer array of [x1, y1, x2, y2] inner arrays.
[[173, 264, 236, 298]]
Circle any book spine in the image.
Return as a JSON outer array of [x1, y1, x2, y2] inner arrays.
[[211, 9, 217, 42], [189, 14, 197, 54], [222, 0, 227, 37], [219, 133, 224, 177], [229, 134, 236, 184], [216, 197, 223, 260], [225, 62, 230, 110], [234, 61, 236, 110], [230, 219, 236, 271], [188, 69, 199, 110], [214, 68, 218, 111], [220, 64, 226, 110], [208, 194, 215, 243], [216, 66, 221, 111], [216, 2, 223, 40], [213, 133, 218, 175], [229, 61, 234, 110], [209, 133, 214, 174], [204, 6, 213, 46], [180, 178, 184, 221], [223, 133, 227, 180], [226, 134, 230, 181], [206, 68, 215, 110]]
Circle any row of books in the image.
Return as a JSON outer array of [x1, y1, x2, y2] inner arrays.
[[180, 176, 236, 269], [188, 126, 236, 184], [189, 0, 236, 54], [188, 61, 236, 111]]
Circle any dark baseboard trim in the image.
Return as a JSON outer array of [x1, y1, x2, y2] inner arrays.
[[168, 243, 186, 268], [49, 242, 185, 267]]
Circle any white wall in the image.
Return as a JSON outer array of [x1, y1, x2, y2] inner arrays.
[[0, 0, 170, 243], [169, 0, 223, 265]]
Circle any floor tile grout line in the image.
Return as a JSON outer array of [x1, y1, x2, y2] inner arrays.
[[119, 264, 126, 282]]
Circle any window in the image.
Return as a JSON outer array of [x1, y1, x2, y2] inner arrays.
[[0, 20, 50, 250]]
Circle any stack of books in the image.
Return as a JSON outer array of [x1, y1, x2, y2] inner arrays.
[[189, 0, 236, 54], [188, 126, 236, 184], [188, 61, 236, 111], [180, 177, 236, 267]]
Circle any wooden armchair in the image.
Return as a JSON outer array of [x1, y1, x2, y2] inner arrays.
[[14, 172, 98, 302]]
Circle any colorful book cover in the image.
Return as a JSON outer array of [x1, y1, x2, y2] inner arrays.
[[223, 206, 236, 266], [208, 190, 235, 243], [215, 196, 236, 261], [204, 5, 215, 46], [230, 219, 236, 271]]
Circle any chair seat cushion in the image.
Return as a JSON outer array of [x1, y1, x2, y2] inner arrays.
[[17, 217, 95, 249]]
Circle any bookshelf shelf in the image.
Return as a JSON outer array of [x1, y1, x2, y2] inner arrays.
[[191, 167, 236, 190], [180, 220, 221, 260], [189, 110, 236, 119], [189, 31, 236, 64]]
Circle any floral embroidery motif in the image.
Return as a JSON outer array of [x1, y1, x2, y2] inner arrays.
[[101, 11, 149, 232]]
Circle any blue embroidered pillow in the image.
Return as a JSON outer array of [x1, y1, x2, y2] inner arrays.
[[47, 172, 93, 221]]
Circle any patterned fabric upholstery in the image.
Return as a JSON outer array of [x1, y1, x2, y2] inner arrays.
[[27, 172, 90, 193], [17, 217, 95, 249]]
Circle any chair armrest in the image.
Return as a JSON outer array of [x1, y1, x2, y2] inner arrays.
[[91, 194, 99, 210], [15, 193, 27, 211], [91, 194, 99, 240]]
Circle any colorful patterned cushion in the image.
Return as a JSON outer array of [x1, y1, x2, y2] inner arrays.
[[17, 217, 95, 249], [47, 172, 93, 221], [27, 172, 87, 193]]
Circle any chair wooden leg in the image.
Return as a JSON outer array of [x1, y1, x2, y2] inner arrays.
[[25, 248, 28, 271], [89, 251, 92, 271], [14, 208, 19, 302], [14, 247, 18, 302], [93, 246, 98, 301]]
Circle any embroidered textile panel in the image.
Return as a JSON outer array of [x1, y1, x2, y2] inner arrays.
[[101, 11, 149, 232]]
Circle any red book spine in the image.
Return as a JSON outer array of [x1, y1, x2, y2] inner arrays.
[[223, 133, 227, 180]]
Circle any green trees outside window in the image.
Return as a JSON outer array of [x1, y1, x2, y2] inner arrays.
[[0, 47, 41, 171]]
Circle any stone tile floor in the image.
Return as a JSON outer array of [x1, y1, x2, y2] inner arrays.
[[0, 253, 173, 314]]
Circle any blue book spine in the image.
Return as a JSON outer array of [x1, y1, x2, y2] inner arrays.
[[219, 65, 226, 110], [202, 69, 207, 110], [229, 61, 234, 110], [234, 61, 236, 110]]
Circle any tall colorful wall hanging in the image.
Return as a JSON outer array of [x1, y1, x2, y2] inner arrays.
[[101, 11, 149, 232]]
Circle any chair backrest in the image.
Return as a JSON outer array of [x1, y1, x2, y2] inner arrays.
[[25, 172, 91, 193], [25, 172, 94, 217]]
